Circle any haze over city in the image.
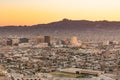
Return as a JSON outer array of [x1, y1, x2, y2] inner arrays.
[[0, 0, 120, 26]]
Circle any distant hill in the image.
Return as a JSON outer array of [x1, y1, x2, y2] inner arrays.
[[32, 19, 120, 30], [1, 19, 120, 41]]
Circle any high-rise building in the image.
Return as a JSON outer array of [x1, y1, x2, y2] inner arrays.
[[36, 36, 45, 43], [6, 39, 12, 46], [44, 36, 51, 46], [36, 35, 51, 46], [70, 36, 80, 47], [12, 38, 19, 46], [71, 36, 78, 44]]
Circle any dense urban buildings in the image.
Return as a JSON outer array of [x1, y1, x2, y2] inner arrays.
[[0, 35, 120, 80], [1, 0, 120, 80]]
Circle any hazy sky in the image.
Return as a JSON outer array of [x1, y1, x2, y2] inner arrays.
[[0, 0, 120, 26]]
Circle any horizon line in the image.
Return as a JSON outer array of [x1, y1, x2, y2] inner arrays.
[[1, 18, 120, 27]]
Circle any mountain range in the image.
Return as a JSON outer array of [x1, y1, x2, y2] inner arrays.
[[1, 19, 120, 41]]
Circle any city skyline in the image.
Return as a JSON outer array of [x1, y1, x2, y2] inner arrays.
[[0, 0, 120, 26]]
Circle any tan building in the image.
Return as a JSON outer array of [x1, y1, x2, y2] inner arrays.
[[36, 36, 45, 44], [36, 36, 51, 46], [70, 36, 81, 47], [12, 38, 19, 46], [60, 68, 104, 76]]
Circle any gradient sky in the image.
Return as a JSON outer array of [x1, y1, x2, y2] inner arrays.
[[0, 0, 120, 26]]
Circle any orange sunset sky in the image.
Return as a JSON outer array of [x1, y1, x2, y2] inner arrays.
[[0, 0, 120, 26]]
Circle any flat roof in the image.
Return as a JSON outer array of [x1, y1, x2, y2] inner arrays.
[[60, 68, 104, 75]]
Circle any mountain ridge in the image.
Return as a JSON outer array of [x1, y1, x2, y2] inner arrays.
[[1, 19, 120, 28], [1, 19, 120, 41]]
